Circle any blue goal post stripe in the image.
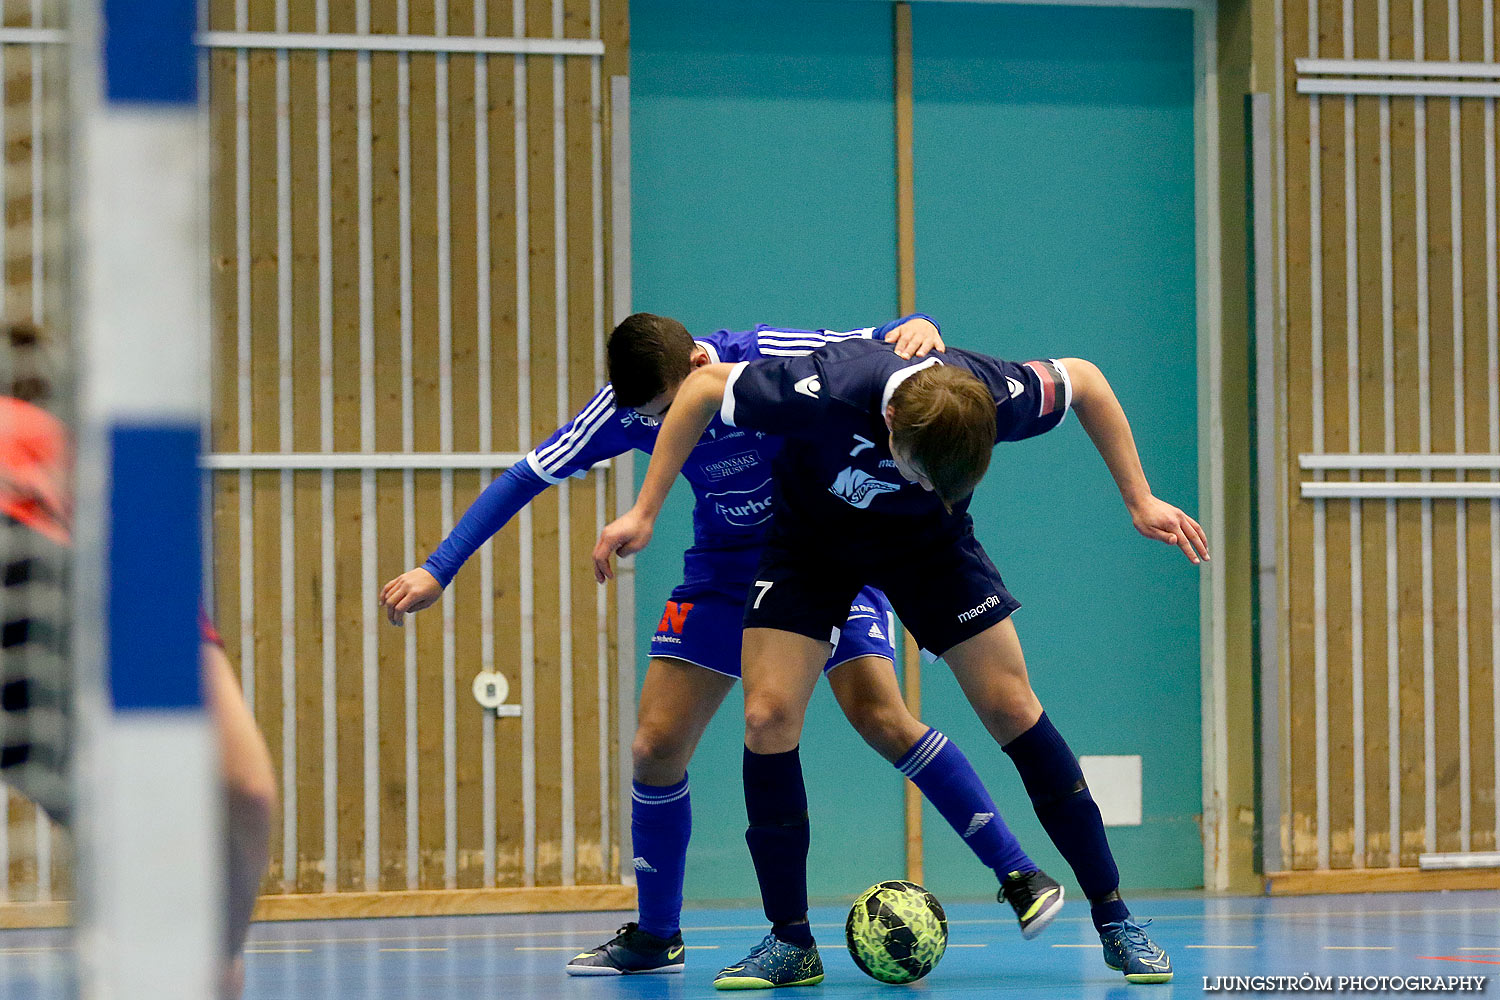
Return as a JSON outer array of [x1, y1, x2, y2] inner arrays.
[[103, 0, 197, 105], [108, 424, 202, 711]]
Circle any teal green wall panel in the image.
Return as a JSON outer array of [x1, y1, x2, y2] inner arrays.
[[910, 3, 1203, 896], [631, 0, 903, 905]]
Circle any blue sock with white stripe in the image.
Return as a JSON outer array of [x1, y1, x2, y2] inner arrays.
[[631, 775, 691, 939], [897, 728, 1034, 880]]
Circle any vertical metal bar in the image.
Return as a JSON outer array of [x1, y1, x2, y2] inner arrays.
[[1342, 0, 1365, 868], [1379, 0, 1401, 868], [1413, 0, 1437, 857], [515, 0, 536, 889], [396, 0, 419, 891], [1447, 0, 1470, 854], [474, 0, 498, 889], [234, 0, 254, 715], [1486, 0, 1500, 860], [316, 0, 336, 894], [590, 0, 609, 880], [435, 0, 458, 891], [1251, 92, 1281, 875], [1273, 0, 1295, 876], [275, 0, 298, 897], [356, 0, 380, 891], [608, 74, 635, 886], [553, 0, 576, 889], [201, 0, 217, 631], [28, 0, 47, 899], [1308, 0, 1331, 873]]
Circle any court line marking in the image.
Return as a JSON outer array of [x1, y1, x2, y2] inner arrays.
[[1459, 947, 1500, 951], [240, 903, 1500, 948], [379, 947, 449, 953], [1187, 944, 1259, 949], [515, 945, 719, 952], [1324, 946, 1393, 951], [1420, 956, 1500, 966], [245, 948, 313, 954]]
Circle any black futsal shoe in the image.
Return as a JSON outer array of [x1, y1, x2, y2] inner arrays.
[[999, 868, 1065, 940], [565, 922, 686, 976]]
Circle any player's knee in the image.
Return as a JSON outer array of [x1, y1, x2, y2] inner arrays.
[[743, 697, 799, 751], [845, 700, 923, 762], [224, 765, 276, 843], [631, 723, 690, 776], [975, 688, 1044, 745]]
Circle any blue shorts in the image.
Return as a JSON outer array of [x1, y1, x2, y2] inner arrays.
[[649, 584, 897, 678]]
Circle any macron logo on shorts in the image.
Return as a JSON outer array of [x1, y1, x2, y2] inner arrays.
[[957, 594, 1001, 623]]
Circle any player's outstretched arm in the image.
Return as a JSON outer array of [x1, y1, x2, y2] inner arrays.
[[1061, 356, 1210, 565], [379, 567, 444, 627], [592, 363, 733, 582]]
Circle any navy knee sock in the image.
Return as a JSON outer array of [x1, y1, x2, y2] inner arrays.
[[1001, 712, 1129, 931], [897, 728, 1034, 880], [743, 745, 814, 947], [630, 775, 691, 939]]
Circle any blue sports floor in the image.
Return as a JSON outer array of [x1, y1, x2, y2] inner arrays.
[[4, 891, 1499, 997]]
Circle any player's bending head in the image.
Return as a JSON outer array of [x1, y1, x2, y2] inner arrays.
[[607, 313, 696, 412], [885, 365, 996, 510]]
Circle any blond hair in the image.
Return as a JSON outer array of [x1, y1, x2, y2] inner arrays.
[[888, 365, 996, 508]]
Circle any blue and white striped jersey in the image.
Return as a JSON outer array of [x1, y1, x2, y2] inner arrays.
[[423, 316, 931, 594]]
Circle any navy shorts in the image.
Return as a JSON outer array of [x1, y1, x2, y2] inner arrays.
[[742, 528, 1020, 660], [649, 584, 897, 678]]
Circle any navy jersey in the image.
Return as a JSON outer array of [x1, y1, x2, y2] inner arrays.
[[719, 338, 1071, 538], [523, 319, 921, 591]]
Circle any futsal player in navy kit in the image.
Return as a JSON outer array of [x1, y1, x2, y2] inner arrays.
[[381, 314, 1064, 979], [596, 332, 1209, 988]]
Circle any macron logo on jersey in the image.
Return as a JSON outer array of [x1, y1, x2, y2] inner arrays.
[[829, 467, 902, 509], [794, 375, 821, 398]]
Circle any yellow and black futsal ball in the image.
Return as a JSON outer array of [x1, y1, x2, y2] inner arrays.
[[845, 880, 948, 984]]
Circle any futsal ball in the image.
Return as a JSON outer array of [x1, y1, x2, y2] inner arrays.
[[845, 880, 948, 984]]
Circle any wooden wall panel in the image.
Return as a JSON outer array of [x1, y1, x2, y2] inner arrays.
[[1278, 0, 1500, 872], [194, 0, 630, 905], [1457, 0, 1496, 855]]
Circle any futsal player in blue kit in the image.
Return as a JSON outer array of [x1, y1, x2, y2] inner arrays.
[[596, 333, 1210, 988], [379, 313, 1065, 978]]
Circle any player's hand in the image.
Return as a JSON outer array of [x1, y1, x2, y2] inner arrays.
[[379, 567, 444, 626], [592, 508, 654, 583], [1128, 495, 1210, 565], [884, 317, 945, 359]]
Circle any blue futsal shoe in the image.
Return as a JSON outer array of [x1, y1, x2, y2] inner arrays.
[[713, 932, 825, 990], [1099, 918, 1173, 984]]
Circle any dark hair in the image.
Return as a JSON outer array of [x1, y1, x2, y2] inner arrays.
[[606, 313, 695, 408], [888, 365, 996, 509]]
